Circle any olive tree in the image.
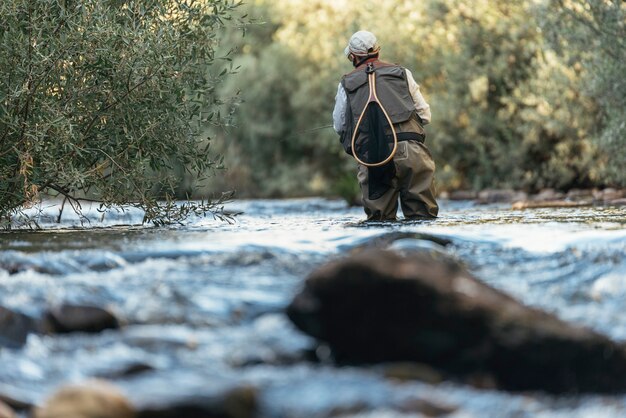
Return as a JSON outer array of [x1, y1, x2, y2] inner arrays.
[[0, 0, 245, 227]]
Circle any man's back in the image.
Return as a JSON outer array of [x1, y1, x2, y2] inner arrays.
[[333, 31, 439, 221]]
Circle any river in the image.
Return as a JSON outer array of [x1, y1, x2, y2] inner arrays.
[[1, 198, 626, 417]]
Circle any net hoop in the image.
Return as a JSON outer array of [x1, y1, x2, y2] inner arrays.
[[350, 69, 398, 167]]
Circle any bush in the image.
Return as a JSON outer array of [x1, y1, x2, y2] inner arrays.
[[0, 0, 246, 227], [540, 0, 626, 186]]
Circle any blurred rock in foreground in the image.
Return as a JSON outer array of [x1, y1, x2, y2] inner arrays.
[[30, 378, 257, 418], [287, 249, 626, 393], [34, 381, 135, 418], [0, 306, 37, 348], [42, 304, 120, 334], [0, 400, 16, 418], [0, 303, 121, 351], [135, 385, 257, 418]]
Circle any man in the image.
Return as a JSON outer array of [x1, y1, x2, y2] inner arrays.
[[333, 30, 438, 220]]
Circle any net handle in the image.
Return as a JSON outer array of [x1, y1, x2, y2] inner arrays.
[[350, 71, 398, 168]]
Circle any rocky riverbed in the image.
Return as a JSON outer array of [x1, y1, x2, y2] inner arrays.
[[1, 198, 626, 417]]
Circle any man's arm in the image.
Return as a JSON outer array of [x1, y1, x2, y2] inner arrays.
[[405, 69, 431, 125], [332, 83, 347, 134]]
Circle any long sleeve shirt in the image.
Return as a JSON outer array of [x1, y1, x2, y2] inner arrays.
[[332, 68, 431, 134]]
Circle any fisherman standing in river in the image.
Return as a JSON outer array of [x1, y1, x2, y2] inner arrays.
[[333, 31, 438, 220]]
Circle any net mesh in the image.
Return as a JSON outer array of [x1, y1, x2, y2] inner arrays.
[[354, 101, 395, 200]]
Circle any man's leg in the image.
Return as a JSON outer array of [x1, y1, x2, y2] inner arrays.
[[357, 164, 399, 220], [398, 141, 439, 218]]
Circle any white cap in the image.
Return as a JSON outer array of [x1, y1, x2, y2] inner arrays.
[[344, 30, 380, 58]]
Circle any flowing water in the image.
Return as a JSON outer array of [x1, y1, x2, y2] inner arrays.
[[1, 198, 626, 417]]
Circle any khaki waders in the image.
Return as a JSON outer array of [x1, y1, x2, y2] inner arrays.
[[357, 140, 438, 220]]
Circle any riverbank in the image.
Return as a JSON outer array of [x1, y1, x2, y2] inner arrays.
[[443, 187, 626, 209]]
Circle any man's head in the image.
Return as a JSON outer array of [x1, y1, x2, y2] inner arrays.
[[344, 30, 380, 66]]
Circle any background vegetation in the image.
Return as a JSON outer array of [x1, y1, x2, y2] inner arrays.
[[2, 0, 624, 222], [207, 0, 624, 201]]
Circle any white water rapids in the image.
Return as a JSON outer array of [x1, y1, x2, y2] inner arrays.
[[1, 198, 626, 417]]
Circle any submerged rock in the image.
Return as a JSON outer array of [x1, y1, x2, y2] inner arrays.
[[0, 306, 38, 348], [0, 401, 16, 418], [33, 381, 136, 418], [448, 190, 478, 201], [287, 249, 626, 393], [43, 304, 120, 334], [0, 391, 33, 412], [594, 188, 624, 202], [93, 361, 155, 379], [348, 232, 452, 253], [477, 189, 527, 204], [607, 198, 626, 207], [135, 385, 257, 418], [398, 398, 457, 417], [511, 200, 592, 210], [532, 188, 565, 201], [0, 303, 120, 348], [567, 188, 594, 200], [380, 362, 443, 384]]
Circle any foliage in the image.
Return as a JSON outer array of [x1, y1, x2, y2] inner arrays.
[[0, 0, 245, 227], [417, 0, 600, 190], [206, 3, 349, 198], [540, 0, 626, 186], [211, 0, 619, 200]]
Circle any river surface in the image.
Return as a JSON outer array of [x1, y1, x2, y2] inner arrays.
[[1, 198, 626, 417]]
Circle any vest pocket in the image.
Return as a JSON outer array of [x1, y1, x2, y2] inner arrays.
[[394, 141, 408, 161]]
